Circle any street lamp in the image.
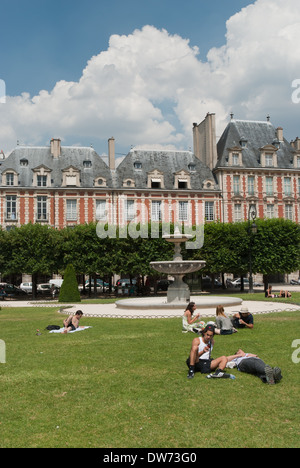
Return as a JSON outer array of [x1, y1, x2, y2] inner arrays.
[[248, 206, 257, 294]]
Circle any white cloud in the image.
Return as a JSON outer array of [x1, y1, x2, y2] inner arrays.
[[0, 0, 300, 156]]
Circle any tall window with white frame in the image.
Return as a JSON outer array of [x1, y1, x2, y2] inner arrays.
[[66, 199, 77, 221], [266, 176, 273, 196], [266, 204, 274, 219], [151, 201, 162, 222], [125, 200, 135, 222], [233, 175, 240, 195], [178, 201, 188, 222], [6, 195, 17, 220], [248, 176, 255, 196], [205, 201, 214, 222], [285, 204, 293, 220], [37, 196, 47, 221], [234, 204, 242, 222], [96, 200, 107, 222], [284, 177, 292, 196]]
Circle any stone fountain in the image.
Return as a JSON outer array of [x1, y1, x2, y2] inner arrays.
[[115, 227, 242, 311], [150, 228, 205, 304]]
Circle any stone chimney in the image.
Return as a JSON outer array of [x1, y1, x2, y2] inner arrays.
[[193, 113, 218, 170], [276, 127, 283, 142], [50, 138, 61, 158], [108, 137, 115, 170], [291, 137, 300, 150]]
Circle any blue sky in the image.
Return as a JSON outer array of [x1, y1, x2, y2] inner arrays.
[[0, 0, 299, 157], [2, 0, 254, 97]]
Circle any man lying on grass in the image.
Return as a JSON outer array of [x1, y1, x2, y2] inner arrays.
[[227, 349, 283, 385]]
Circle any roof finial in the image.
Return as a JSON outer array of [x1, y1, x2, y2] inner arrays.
[[267, 114, 270, 122], [230, 112, 234, 120]]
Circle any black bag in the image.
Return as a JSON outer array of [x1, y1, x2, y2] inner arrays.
[[46, 325, 61, 330]]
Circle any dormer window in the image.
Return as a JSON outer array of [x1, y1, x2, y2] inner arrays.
[[148, 170, 164, 189], [134, 162, 142, 170], [232, 153, 239, 166], [174, 170, 191, 190], [151, 180, 161, 189], [203, 179, 215, 190], [32, 165, 51, 187], [260, 145, 278, 167], [265, 154, 274, 167], [188, 164, 196, 172], [2, 169, 18, 186], [6, 172, 14, 186], [240, 138, 248, 148], [178, 180, 188, 189], [83, 160, 92, 168], [37, 175, 47, 187], [20, 158, 28, 167], [123, 178, 135, 188], [95, 177, 107, 187], [62, 166, 80, 187], [228, 147, 242, 166]]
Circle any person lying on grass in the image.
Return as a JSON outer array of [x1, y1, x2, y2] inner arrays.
[[227, 349, 282, 385], [186, 324, 238, 380], [62, 310, 84, 333]]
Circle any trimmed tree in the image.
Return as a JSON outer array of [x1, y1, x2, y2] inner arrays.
[[59, 264, 81, 303]]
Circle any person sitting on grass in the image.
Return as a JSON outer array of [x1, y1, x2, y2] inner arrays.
[[182, 302, 205, 333], [62, 310, 84, 334], [215, 305, 237, 335], [265, 285, 292, 299], [186, 324, 236, 379], [227, 349, 282, 385], [231, 307, 254, 329]]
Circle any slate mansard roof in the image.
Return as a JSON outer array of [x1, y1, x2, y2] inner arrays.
[[216, 119, 295, 169], [0, 145, 113, 188], [116, 149, 218, 191], [0, 144, 218, 192]]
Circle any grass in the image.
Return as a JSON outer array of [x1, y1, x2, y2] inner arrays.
[[0, 305, 300, 448]]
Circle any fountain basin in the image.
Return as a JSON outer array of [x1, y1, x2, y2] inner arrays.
[[150, 260, 206, 275], [116, 296, 243, 310]]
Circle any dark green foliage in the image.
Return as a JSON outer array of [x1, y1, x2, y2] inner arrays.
[[58, 264, 81, 302]]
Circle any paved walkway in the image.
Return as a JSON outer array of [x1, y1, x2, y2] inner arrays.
[[1, 297, 300, 319]]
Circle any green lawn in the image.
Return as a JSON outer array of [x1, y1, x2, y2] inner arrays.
[[0, 305, 299, 448]]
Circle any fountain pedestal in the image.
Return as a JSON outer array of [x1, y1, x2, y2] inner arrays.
[[150, 230, 205, 303]]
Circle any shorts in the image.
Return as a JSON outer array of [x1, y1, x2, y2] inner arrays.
[[186, 357, 213, 374], [68, 324, 76, 331]]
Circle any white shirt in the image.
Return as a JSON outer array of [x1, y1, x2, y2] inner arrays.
[[198, 337, 213, 360]]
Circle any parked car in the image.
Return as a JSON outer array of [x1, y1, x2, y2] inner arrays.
[[231, 278, 250, 288], [37, 283, 59, 295], [0, 283, 28, 297], [115, 279, 137, 288], [201, 277, 222, 289], [80, 279, 109, 293], [20, 282, 33, 293]]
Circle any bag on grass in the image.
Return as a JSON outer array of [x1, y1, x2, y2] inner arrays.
[[46, 325, 61, 331]]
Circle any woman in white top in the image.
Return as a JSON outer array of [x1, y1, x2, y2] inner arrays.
[[182, 302, 205, 333]]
